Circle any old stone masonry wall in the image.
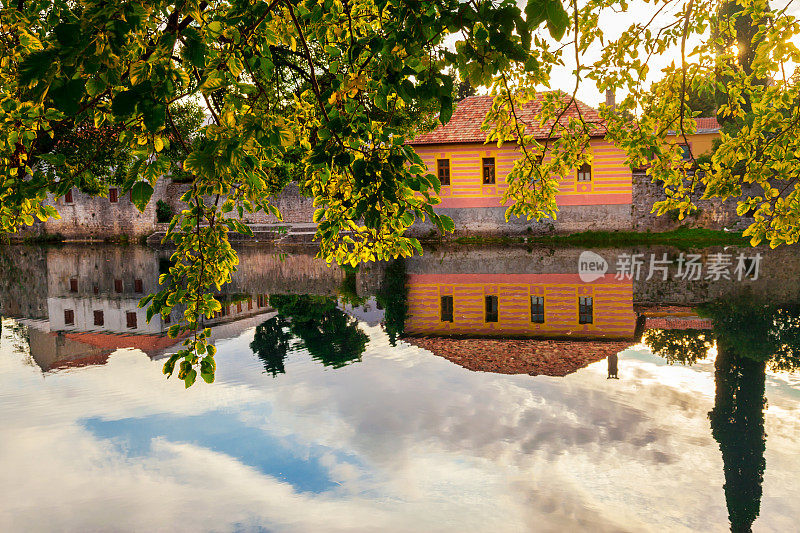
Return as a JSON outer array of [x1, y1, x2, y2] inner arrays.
[[10, 174, 757, 242], [631, 172, 757, 232], [164, 182, 316, 224]]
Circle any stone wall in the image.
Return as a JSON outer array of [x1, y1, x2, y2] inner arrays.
[[0, 246, 48, 319], [407, 203, 632, 237], [632, 172, 755, 231], [21, 180, 169, 241], [164, 182, 316, 224]]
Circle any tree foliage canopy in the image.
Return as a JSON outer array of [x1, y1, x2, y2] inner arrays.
[[2, 0, 799, 385]]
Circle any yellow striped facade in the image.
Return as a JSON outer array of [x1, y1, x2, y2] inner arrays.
[[406, 274, 637, 339], [412, 139, 633, 207]]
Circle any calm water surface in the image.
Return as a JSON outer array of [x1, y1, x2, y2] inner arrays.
[[1, 244, 799, 532]]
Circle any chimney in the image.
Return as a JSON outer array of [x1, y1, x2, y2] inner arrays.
[[605, 89, 616, 112]]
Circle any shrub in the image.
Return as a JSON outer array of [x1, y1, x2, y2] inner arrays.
[[156, 200, 173, 223]]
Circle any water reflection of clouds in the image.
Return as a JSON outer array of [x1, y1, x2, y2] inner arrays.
[[2, 321, 800, 532]]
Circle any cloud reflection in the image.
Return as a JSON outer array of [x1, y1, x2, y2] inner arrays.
[[1, 321, 800, 532]]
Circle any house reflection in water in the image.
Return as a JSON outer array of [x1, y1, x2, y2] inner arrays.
[[11, 247, 275, 374], [404, 273, 638, 377]]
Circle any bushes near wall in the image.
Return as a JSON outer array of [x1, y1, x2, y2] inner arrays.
[[156, 200, 173, 223]]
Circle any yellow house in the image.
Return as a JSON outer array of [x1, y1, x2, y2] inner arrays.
[[408, 94, 722, 234]]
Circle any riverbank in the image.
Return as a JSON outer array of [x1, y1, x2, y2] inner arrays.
[[450, 228, 750, 249], [7, 226, 751, 249]]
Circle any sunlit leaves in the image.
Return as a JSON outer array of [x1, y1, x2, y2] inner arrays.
[[0, 0, 583, 387]]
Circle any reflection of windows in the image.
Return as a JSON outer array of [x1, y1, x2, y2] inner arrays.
[[437, 159, 450, 185], [109, 188, 119, 203], [440, 295, 454, 322], [64, 189, 73, 204], [248, 298, 253, 310], [69, 278, 78, 292], [577, 163, 592, 181], [485, 295, 498, 323], [482, 158, 496, 184], [530, 296, 545, 323], [93, 285, 99, 295], [237, 302, 242, 313], [114, 279, 123, 293], [64, 309, 74, 326], [257, 294, 266, 308], [126, 311, 138, 329], [134, 279, 143, 293], [93, 310, 104, 326], [579, 296, 594, 324]]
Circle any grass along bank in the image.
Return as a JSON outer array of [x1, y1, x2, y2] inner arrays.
[[452, 228, 750, 248]]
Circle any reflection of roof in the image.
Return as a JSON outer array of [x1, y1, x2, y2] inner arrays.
[[62, 331, 187, 358], [47, 352, 111, 371], [404, 336, 630, 377], [409, 93, 604, 145]]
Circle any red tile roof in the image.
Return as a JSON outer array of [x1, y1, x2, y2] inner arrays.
[[666, 117, 720, 135], [409, 92, 605, 145], [694, 117, 720, 133], [404, 336, 630, 377]]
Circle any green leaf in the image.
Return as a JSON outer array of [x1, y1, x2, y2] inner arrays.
[[142, 103, 166, 132], [439, 95, 454, 124], [130, 182, 154, 211], [130, 61, 149, 85], [54, 23, 80, 47], [49, 79, 86, 116], [39, 153, 66, 166], [184, 368, 197, 388], [86, 77, 107, 97], [545, 1, 569, 40], [440, 215, 455, 233], [112, 90, 139, 116], [18, 50, 56, 87]]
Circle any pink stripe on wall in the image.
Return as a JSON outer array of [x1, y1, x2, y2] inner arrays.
[[408, 273, 633, 285], [436, 192, 632, 208]]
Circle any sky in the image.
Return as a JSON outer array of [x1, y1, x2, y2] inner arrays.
[[505, 0, 800, 107]]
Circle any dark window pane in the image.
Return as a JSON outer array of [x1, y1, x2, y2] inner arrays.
[[440, 295, 453, 322], [134, 279, 143, 293], [64, 189, 73, 204], [485, 295, 498, 322], [126, 311, 138, 329], [437, 159, 450, 185], [69, 278, 78, 292], [114, 279, 123, 293], [577, 163, 592, 182], [579, 296, 594, 324], [93, 310, 104, 326], [237, 302, 242, 313], [482, 158, 496, 184], [64, 309, 74, 326], [109, 188, 119, 203], [530, 296, 545, 323]]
